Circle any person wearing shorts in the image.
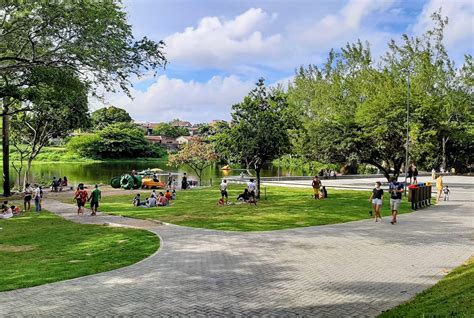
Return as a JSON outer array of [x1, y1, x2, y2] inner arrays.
[[369, 181, 384, 222], [89, 184, 101, 216], [23, 183, 33, 212], [389, 178, 403, 224], [312, 176, 321, 200], [220, 179, 228, 204], [73, 184, 88, 215]]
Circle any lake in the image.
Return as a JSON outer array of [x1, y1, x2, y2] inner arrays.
[[6, 161, 304, 189]]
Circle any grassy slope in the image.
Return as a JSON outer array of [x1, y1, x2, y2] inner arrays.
[[97, 185, 411, 231], [380, 257, 474, 317], [0, 211, 159, 292]]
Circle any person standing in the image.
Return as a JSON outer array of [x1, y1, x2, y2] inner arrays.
[[167, 173, 173, 189], [413, 165, 419, 184], [407, 165, 413, 184], [443, 185, 451, 201], [89, 184, 101, 216], [389, 178, 403, 224], [312, 176, 321, 200], [369, 181, 384, 222], [181, 173, 188, 190], [436, 175, 443, 203], [33, 185, 41, 212], [24, 183, 33, 212], [220, 179, 228, 204], [431, 168, 436, 180]]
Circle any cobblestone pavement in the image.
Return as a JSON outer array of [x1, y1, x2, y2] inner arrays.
[[1, 182, 472, 317]]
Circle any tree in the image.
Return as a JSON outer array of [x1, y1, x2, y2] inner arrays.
[[0, 1, 166, 195], [67, 122, 166, 159], [288, 12, 473, 180], [216, 79, 293, 197], [152, 123, 189, 138], [168, 141, 218, 186], [10, 68, 90, 188], [91, 106, 132, 129]]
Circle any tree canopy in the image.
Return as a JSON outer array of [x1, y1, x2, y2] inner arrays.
[[287, 12, 473, 180], [91, 106, 132, 129], [152, 122, 190, 138]]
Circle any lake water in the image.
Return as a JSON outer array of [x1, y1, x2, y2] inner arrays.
[[6, 161, 304, 188]]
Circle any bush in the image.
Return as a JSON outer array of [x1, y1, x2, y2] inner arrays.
[[67, 123, 166, 159]]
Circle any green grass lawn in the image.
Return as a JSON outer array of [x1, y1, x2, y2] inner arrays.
[[380, 257, 474, 317], [0, 211, 159, 292], [98, 185, 411, 231]]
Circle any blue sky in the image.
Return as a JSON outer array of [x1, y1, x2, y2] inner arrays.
[[101, 0, 474, 123]]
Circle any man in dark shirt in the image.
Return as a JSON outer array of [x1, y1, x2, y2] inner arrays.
[[389, 178, 404, 224]]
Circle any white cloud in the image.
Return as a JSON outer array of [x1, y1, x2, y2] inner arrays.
[[101, 75, 256, 123], [164, 8, 281, 68], [412, 0, 474, 64], [298, 0, 396, 47]]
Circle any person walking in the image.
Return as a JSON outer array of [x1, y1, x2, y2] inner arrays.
[[389, 178, 403, 224], [443, 185, 451, 201], [220, 179, 228, 204], [88, 184, 101, 216], [73, 184, 88, 215], [369, 181, 384, 222], [24, 183, 33, 212], [407, 165, 413, 184], [181, 173, 188, 190], [436, 175, 444, 203], [312, 176, 321, 200]]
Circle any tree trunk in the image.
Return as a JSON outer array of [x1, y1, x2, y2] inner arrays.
[[442, 137, 448, 172], [23, 157, 34, 190], [255, 166, 261, 199], [2, 100, 10, 197]]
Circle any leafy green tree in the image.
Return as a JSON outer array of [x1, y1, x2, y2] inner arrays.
[[168, 141, 218, 185], [152, 123, 189, 138], [0, 0, 166, 195], [91, 106, 132, 129], [67, 123, 165, 159], [216, 79, 293, 197], [289, 12, 473, 180]]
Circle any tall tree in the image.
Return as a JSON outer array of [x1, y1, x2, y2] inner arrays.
[[91, 106, 132, 129], [217, 79, 293, 197], [0, 1, 166, 195], [10, 68, 90, 188]]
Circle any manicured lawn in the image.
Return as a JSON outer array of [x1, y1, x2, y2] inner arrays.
[[98, 185, 412, 231], [380, 257, 474, 317], [0, 211, 159, 292]]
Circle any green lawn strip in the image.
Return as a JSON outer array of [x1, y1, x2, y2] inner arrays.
[[379, 257, 474, 317], [0, 211, 159, 292], [98, 185, 411, 231]]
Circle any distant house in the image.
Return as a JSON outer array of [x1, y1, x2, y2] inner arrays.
[[170, 120, 192, 128], [176, 136, 193, 145], [145, 135, 179, 151]]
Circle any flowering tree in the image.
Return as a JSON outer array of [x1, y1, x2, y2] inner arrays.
[[168, 141, 218, 186]]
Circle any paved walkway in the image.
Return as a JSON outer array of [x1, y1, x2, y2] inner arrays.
[[1, 184, 473, 317]]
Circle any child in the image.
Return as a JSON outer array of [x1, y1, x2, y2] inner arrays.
[[443, 185, 450, 201], [171, 189, 176, 200]]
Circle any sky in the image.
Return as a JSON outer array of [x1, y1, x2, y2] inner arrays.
[[97, 0, 474, 123]]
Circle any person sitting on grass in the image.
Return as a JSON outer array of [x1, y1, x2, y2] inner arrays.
[[0, 202, 13, 219], [132, 193, 141, 206], [157, 192, 169, 206], [150, 189, 158, 199], [165, 189, 172, 200], [171, 189, 177, 200], [237, 189, 250, 202], [320, 186, 328, 199], [147, 195, 157, 207]]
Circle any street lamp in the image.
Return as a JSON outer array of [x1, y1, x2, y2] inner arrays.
[[404, 66, 412, 196]]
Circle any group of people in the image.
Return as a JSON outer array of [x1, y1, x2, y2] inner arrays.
[[318, 169, 337, 179], [407, 164, 419, 184], [132, 189, 176, 208], [218, 178, 258, 205], [369, 178, 404, 224], [311, 176, 328, 200], [73, 184, 101, 216], [24, 183, 44, 212], [51, 176, 68, 192]]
